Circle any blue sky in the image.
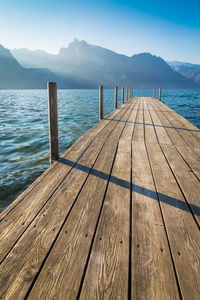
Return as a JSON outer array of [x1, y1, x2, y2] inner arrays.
[[0, 0, 199, 63]]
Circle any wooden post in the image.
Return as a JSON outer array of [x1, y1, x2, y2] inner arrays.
[[99, 85, 103, 121], [48, 82, 59, 164], [115, 86, 118, 109], [126, 87, 128, 102], [159, 88, 162, 101], [153, 88, 156, 98], [122, 87, 124, 104]]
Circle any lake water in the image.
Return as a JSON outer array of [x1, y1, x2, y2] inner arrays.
[[0, 89, 200, 211]]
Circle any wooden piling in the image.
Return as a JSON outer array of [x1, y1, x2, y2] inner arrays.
[[122, 87, 124, 104], [48, 82, 59, 164], [99, 85, 103, 121], [159, 88, 162, 101], [126, 87, 128, 101], [153, 88, 156, 98], [115, 86, 118, 109]]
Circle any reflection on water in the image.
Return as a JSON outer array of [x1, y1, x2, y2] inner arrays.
[[0, 89, 199, 211]]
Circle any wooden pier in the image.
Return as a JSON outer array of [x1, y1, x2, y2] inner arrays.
[[0, 94, 200, 299]]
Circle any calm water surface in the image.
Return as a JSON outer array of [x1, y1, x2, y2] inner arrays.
[[0, 89, 199, 211]]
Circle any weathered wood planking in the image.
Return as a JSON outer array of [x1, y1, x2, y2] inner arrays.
[[147, 98, 200, 300], [0, 101, 134, 299], [28, 100, 139, 299], [0, 96, 199, 300], [131, 98, 179, 299]]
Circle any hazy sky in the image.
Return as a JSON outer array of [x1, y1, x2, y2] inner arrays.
[[0, 0, 199, 63]]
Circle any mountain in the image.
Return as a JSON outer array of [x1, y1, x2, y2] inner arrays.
[[2, 40, 199, 89], [11, 39, 198, 89], [168, 61, 200, 85], [0, 45, 72, 89]]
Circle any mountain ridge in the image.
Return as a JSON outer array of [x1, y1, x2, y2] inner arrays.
[[0, 39, 198, 89], [168, 61, 200, 85]]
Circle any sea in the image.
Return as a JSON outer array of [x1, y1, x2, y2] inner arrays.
[[0, 89, 200, 211]]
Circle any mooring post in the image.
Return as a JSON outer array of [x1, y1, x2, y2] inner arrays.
[[48, 82, 59, 165], [115, 86, 118, 109], [126, 87, 128, 102], [153, 88, 156, 98], [159, 88, 162, 101], [122, 87, 124, 104], [99, 85, 103, 121]]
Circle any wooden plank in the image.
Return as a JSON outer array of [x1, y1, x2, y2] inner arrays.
[[149, 98, 200, 180], [147, 101, 172, 145], [0, 103, 127, 222], [132, 98, 179, 299], [143, 99, 158, 144], [153, 99, 200, 142], [0, 101, 136, 299], [160, 143, 200, 226], [145, 98, 200, 300], [132, 98, 144, 142], [0, 103, 133, 263], [28, 100, 139, 299], [131, 141, 179, 299], [148, 98, 200, 225], [153, 99, 200, 158], [80, 140, 131, 299], [146, 142, 200, 300]]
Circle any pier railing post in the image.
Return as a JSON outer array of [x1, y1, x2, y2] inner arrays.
[[153, 88, 156, 98], [48, 82, 59, 165], [126, 87, 128, 102], [159, 88, 162, 101], [99, 85, 103, 121], [122, 87, 124, 104], [115, 86, 118, 109]]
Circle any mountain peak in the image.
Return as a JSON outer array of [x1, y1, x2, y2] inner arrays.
[[0, 44, 13, 58], [72, 38, 87, 44]]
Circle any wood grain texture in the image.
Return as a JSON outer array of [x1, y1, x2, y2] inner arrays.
[[80, 140, 132, 299], [152, 99, 200, 142], [149, 99, 200, 180], [0, 103, 125, 222], [0, 103, 131, 263], [0, 101, 135, 299], [28, 100, 138, 300], [148, 99, 200, 225], [132, 141, 179, 300], [0, 97, 199, 300], [146, 142, 200, 300], [153, 99, 200, 157]]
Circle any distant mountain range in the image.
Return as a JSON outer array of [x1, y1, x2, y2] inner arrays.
[[0, 45, 70, 89], [168, 61, 200, 85], [0, 39, 199, 89]]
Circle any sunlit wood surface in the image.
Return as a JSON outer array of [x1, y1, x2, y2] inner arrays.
[[0, 97, 199, 300]]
